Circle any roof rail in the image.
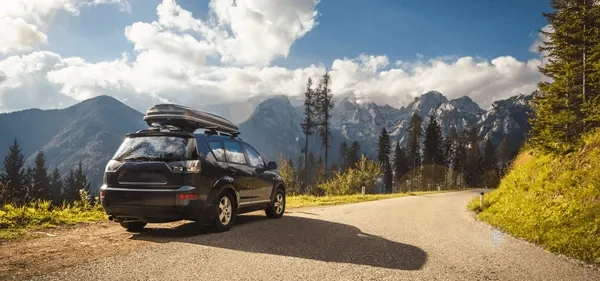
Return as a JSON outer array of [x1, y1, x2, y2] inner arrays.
[[204, 127, 241, 139]]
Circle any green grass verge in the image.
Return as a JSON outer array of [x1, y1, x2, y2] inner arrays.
[[287, 190, 457, 208], [468, 132, 600, 265], [0, 200, 107, 242]]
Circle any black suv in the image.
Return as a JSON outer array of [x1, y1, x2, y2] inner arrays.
[[99, 104, 286, 232]]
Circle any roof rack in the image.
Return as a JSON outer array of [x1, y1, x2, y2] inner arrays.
[[143, 104, 240, 135], [136, 124, 184, 133], [204, 127, 241, 139]]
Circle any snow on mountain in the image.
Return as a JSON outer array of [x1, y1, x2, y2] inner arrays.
[[240, 90, 535, 163]]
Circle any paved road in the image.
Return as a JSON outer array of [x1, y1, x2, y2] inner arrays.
[[30, 190, 599, 281]]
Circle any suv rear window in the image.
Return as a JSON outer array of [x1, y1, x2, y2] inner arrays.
[[113, 136, 196, 162]]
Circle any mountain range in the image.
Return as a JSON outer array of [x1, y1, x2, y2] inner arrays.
[[0, 91, 534, 194]]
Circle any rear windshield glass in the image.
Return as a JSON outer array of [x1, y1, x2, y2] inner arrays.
[[112, 136, 195, 162]]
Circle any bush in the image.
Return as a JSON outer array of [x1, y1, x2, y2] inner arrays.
[[469, 130, 600, 265], [0, 189, 105, 240], [318, 156, 383, 196]]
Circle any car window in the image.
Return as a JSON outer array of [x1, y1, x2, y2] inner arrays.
[[243, 144, 264, 167], [224, 141, 247, 165], [207, 141, 225, 162]]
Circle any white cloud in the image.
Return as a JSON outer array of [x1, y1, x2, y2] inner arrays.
[[0, 0, 545, 114], [0, 0, 130, 54], [530, 24, 553, 58]]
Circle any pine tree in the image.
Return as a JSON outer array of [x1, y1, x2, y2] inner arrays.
[[32, 150, 51, 201], [63, 169, 79, 203], [496, 136, 511, 177], [423, 113, 445, 190], [384, 158, 393, 193], [316, 155, 326, 185], [339, 141, 348, 172], [0, 139, 27, 204], [377, 128, 391, 165], [314, 72, 334, 175], [406, 114, 423, 191], [50, 167, 63, 205], [74, 160, 90, 196], [305, 151, 316, 192], [300, 77, 316, 187], [464, 127, 482, 187], [453, 129, 468, 188], [347, 141, 361, 168], [392, 141, 409, 192], [530, 0, 600, 153], [482, 138, 499, 188], [444, 127, 457, 188]]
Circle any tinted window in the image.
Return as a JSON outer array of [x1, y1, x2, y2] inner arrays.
[[243, 144, 263, 167], [113, 136, 193, 161], [224, 141, 247, 165], [208, 141, 225, 162]]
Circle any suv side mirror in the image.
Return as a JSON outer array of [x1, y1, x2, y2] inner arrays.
[[267, 161, 277, 170]]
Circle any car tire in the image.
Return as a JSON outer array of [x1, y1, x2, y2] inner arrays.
[[265, 187, 285, 219], [214, 191, 236, 232], [120, 221, 147, 232]]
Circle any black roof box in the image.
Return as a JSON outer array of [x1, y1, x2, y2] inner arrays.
[[143, 104, 239, 134]]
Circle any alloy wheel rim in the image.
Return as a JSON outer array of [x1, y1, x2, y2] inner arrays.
[[274, 193, 284, 214], [218, 196, 232, 225]]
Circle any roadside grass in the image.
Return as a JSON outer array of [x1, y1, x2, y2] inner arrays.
[[287, 189, 459, 208], [0, 195, 107, 242], [468, 131, 600, 265]]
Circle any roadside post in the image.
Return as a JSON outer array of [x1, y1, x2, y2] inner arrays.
[[480, 192, 484, 208], [361, 186, 366, 195]]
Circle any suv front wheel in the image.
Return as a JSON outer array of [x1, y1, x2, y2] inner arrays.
[[265, 187, 285, 219]]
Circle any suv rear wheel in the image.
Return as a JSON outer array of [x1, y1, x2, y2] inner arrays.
[[214, 191, 235, 232], [266, 187, 285, 219], [120, 221, 147, 232]]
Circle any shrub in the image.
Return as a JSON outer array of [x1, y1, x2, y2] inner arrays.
[[318, 156, 383, 196]]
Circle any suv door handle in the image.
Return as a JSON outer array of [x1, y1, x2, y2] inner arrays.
[[227, 167, 236, 175]]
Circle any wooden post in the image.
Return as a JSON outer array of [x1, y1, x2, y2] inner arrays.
[[480, 192, 484, 208]]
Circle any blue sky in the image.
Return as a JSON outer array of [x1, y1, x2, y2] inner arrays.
[[45, 0, 551, 67], [0, 0, 550, 113]]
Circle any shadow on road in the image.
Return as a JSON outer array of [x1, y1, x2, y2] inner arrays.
[[130, 214, 428, 270]]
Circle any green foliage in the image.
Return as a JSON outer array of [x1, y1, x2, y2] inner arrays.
[[318, 156, 383, 196], [278, 154, 301, 195], [530, 0, 600, 153], [377, 127, 391, 165], [469, 130, 600, 265], [32, 150, 51, 201], [0, 188, 105, 241], [1, 138, 27, 205]]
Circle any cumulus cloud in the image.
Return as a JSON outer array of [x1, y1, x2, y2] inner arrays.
[[0, 0, 545, 113], [0, 0, 129, 54]]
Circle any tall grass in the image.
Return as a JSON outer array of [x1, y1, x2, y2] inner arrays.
[[0, 190, 106, 241], [468, 131, 600, 265]]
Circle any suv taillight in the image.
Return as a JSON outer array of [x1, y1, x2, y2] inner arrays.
[[167, 160, 201, 173]]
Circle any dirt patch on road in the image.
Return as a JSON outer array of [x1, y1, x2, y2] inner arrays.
[[0, 220, 188, 281]]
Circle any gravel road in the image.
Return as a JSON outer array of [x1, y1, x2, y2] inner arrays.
[[28, 189, 599, 281]]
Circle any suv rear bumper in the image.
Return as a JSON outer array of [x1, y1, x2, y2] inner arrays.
[[100, 184, 208, 223]]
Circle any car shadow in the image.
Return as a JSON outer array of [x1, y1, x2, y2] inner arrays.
[[130, 214, 428, 270]]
